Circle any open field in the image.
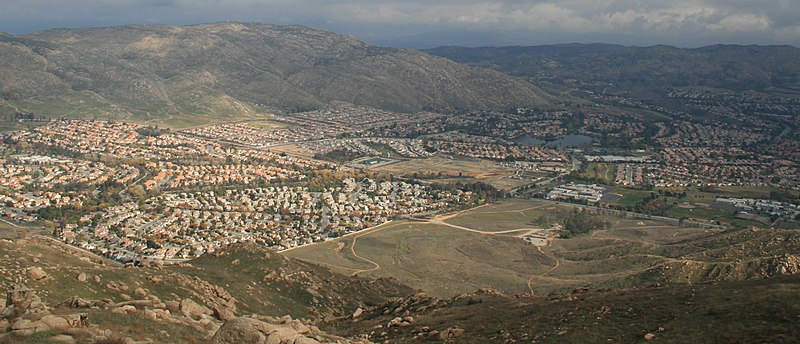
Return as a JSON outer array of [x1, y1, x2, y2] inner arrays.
[[442, 199, 565, 232], [242, 119, 292, 129], [268, 144, 318, 158], [578, 162, 616, 184], [611, 187, 652, 207], [286, 198, 796, 297], [285, 221, 550, 296], [371, 157, 529, 190]]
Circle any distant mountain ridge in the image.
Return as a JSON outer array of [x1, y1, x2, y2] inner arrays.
[[425, 43, 800, 96], [0, 22, 550, 121]]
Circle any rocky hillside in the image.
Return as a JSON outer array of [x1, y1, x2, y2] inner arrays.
[[0, 232, 799, 343], [0, 23, 551, 121], [326, 276, 800, 343], [0, 237, 411, 343]]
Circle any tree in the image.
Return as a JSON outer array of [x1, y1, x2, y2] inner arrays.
[[128, 185, 146, 199]]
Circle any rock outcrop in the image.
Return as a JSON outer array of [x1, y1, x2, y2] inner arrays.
[[0, 286, 88, 339], [762, 254, 800, 277], [212, 316, 346, 344]]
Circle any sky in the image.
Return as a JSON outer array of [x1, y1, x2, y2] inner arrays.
[[1, 0, 797, 48]]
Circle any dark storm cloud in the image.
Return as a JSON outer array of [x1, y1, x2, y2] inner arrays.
[[0, 0, 796, 46]]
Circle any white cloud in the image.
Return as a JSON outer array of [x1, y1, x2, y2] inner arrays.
[[0, 0, 796, 46], [707, 13, 772, 32]]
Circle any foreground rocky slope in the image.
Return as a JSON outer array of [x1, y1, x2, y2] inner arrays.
[[0, 23, 550, 120], [326, 276, 800, 343], [1, 229, 798, 343], [0, 237, 410, 342]]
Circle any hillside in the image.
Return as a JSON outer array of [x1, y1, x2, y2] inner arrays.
[[425, 44, 800, 98], [0, 23, 550, 124], [0, 237, 412, 342], [1, 233, 798, 343], [327, 275, 800, 343]]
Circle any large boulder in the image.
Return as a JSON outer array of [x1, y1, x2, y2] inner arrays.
[[10, 319, 50, 336], [212, 317, 269, 344], [26, 267, 47, 281], [39, 315, 71, 331], [179, 298, 212, 319], [212, 304, 237, 321]]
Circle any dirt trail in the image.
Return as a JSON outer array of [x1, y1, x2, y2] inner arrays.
[[527, 244, 561, 296], [423, 218, 545, 237], [349, 225, 393, 276]]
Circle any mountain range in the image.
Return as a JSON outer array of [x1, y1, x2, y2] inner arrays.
[[426, 44, 800, 98], [0, 22, 550, 121]]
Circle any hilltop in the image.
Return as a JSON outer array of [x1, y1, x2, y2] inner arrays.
[[0, 22, 550, 124]]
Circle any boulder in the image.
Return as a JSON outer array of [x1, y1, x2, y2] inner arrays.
[[290, 320, 310, 334], [76, 272, 87, 282], [438, 327, 465, 340], [39, 315, 71, 331], [134, 288, 147, 297], [26, 267, 47, 281], [116, 305, 137, 314], [293, 337, 320, 344], [142, 309, 158, 321], [59, 313, 88, 328], [266, 332, 282, 344], [212, 317, 268, 344], [164, 301, 180, 313], [11, 319, 49, 335], [179, 299, 212, 319], [271, 326, 299, 342], [213, 304, 236, 321]]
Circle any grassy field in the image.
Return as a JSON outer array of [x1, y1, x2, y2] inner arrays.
[[285, 221, 550, 296], [268, 144, 318, 158], [242, 119, 291, 129], [578, 162, 616, 184], [611, 187, 653, 207], [372, 157, 528, 191], [285, 198, 796, 297], [610, 185, 791, 228], [443, 199, 565, 232]]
